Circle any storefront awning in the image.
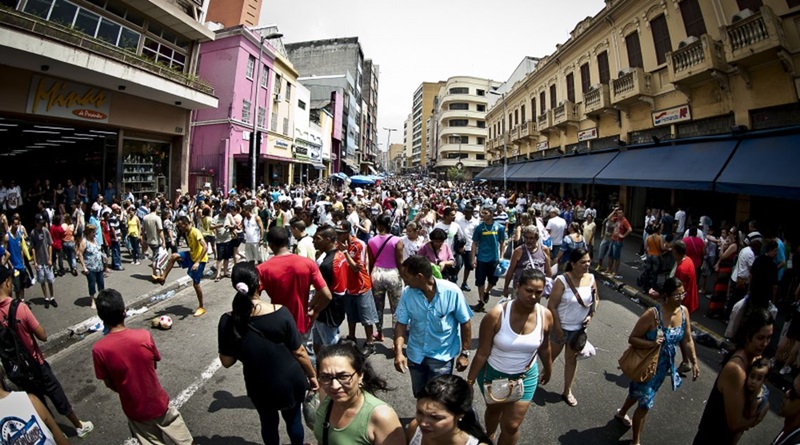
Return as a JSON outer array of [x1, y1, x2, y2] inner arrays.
[[487, 163, 524, 180], [537, 152, 620, 184], [594, 140, 737, 191], [312, 162, 326, 170], [510, 158, 560, 182], [475, 166, 498, 180], [715, 133, 800, 199]]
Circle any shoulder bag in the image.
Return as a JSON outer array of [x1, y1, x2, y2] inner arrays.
[[483, 302, 540, 405], [618, 308, 662, 382], [563, 274, 595, 352]]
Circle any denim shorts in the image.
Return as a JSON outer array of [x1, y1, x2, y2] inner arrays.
[[312, 320, 340, 347], [477, 361, 539, 403], [344, 290, 379, 326], [610, 240, 624, 260]]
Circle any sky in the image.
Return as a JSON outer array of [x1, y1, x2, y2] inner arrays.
[[260, 0, 605, 148]]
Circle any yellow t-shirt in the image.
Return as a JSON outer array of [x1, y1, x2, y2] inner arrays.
[[127, 216, 140, 238], [187, 227, 208, 263]]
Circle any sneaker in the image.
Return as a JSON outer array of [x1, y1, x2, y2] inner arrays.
[[362, 342, 376, 357], [30, 277, 37, 285], [470, 302, 486, 312], [44, 299, 49, 309], [51, 299, 58, 308], [193, 307, 206, 317], [461, 283, 472, 292], [76, 421, 94, 439]]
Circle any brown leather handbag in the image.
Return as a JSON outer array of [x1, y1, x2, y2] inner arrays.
[[618, 309, 662, 382]]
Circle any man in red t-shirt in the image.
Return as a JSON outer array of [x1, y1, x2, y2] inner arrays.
[[335, 220, 379, 356], [610, 206, 632, 278], [0, 268, 94, 438], [682, 226, 705, 290], [672, 240, 698, 374], [311, 226, 349, 353], [92, 288, 192, 443], [258, 227, 331, 339]]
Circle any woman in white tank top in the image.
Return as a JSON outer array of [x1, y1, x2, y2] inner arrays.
[[466, 269, 553, 445], [547, 247, 599, 408]]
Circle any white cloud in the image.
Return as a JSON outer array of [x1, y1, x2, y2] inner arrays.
[[261, 0, 604, 144]]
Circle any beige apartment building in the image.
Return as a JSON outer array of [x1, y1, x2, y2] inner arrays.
[[410, 81, 445, 168], [482, 0, 800, 222]]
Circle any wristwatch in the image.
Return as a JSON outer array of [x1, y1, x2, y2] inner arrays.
[[460, 350, 470, 358]]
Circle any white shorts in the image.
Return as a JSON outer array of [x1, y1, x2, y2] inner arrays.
[[244, 243, 262, 263]]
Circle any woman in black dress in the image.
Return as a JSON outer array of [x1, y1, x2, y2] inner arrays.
[[218, 262, 319, 445]]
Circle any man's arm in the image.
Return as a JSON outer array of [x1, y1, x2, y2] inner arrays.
[[393, 322, 408, 373]]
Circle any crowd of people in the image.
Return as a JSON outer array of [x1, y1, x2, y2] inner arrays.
[[0, 174, 798, 445]]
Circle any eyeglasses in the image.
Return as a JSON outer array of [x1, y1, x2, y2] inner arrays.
[[319, 372, 356, 386]]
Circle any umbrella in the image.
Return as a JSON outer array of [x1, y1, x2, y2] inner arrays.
[[349, 175, 376, 186]]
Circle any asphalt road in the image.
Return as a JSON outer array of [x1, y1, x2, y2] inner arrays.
[[40, 269, 783, 445]]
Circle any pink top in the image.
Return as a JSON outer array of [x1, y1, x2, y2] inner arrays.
[[368, 234, 400, 269], [418, 242, 454, 265]]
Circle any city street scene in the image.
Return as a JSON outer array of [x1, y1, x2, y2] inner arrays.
[[0, 0, 799, 444]]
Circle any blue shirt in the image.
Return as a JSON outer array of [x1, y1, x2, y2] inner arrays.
[[776, 238, 786, 281], [89, 216, 103, 245], [472, 222, 505, 263], [396, 279, 472, 364]]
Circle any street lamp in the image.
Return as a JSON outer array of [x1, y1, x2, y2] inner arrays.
[[452, 133, 463, 171], [488, 90, 507, 191], [250, 27, 283, 192]]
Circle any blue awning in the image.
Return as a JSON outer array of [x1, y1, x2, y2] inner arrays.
[[510, 158, 560, 182], [476, 166, 498, 180], [487, 164, 523, 181], [715, 134, 800, 199], [538, 152, 620, 184], [594, 140, 737, 190]]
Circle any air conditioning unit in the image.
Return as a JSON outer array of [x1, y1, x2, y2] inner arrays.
[[731, 8, 754, 23], [678, 36, 700, 49], [618, 67, 634, 77], [273, 92, 282, 102], [589, 83, 604, 91]]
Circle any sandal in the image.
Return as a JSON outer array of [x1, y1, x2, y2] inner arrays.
[[615, 409, 632, 427], [562, 393, 578, 407]]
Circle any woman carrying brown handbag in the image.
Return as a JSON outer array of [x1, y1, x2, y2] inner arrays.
[[614, 277, 699, 445]]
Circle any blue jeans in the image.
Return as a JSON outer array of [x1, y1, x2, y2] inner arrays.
[[597, 239, 612, 263], [128, 235, 140, 262], [409, 356, 454, 398], [254, 399, 303, 445], [110, 240, 122, 269], [62, 241, 76, 270], [87, 270, 105, 296]]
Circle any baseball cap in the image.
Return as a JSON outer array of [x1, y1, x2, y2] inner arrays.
[[34, 214, 44, 224], [335, 220, 351, 233]]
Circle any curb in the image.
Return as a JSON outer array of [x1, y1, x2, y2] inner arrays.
[[42, 276, 193, 357], [593, 272, 727, 348]]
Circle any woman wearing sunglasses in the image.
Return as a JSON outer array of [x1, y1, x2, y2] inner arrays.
[[502, 225, 552, 300], [314, 340, 405, 445], [693, 307, 773, 444]]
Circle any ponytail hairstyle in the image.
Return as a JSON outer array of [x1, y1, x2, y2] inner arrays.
[[230, 261, 259, 339], [317, 338, 391, 394], [564, 247, 590, 272], [417, 375, 492, 444]]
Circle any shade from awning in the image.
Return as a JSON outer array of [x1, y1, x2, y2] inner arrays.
[[537, 152, 620, 184]]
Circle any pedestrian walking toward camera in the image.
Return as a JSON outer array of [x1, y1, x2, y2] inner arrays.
[[93, 289, 193, 445], [502, 226, 551, 299], [151, 216, 208, 317], [77, 224, 106, 310], [471, 208, 505, 312], [30, 214, 57, 308]]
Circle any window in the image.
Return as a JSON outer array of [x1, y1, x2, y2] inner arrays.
[[449, 103, 469, 110], [477, 154, 485, 160], [298, 100, 306, 110], [625, 31, 644, 68], [449, 87, 469, 94], [270, 112, 278, 131], [242, 100, 251, 123], [274, 74, 282, 96], [477, 137, 485, 145], [477, 121, 486, 128], [508, 113, 513, 130], [261, 65, 269, 88], [24, 0, 53, 19], [539, 92, 546, 114], [514, 110, 519, 126], [580, 63, 591, 94], [142, 37, 185, 71], [566, 73, 575, 103], [449, 119, 468, 127], [597, 51, 610, 84], [283, 118, 289, 135], [449, 136, 468, 144], [246, 55, 255, 79], [96, 17, 121, 45], [74, 8, 100, 35], [477, 104, 486, 112], [476, 89, 485, 96], [549, 85, 557, 109], [521, 105, 526, 122], [257, 107, 265, 128], [650, 14, 673, 65], [49, 1, 77, 26], [736, 0, 763, 10], [680, 0, 707, 37], [285, 83, 291, 102], [531, 98, 537, 118]]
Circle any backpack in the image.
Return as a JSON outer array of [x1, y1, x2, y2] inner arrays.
[[0, 300, 44, 388]]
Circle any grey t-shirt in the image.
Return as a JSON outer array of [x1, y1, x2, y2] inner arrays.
[[29, 228, 52, 265], [142, 212, 163, 245]]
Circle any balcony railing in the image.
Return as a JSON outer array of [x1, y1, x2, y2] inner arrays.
[[668, 34, 728, 85], [723, 6, 787, 66], [0, 7, 214, 96], [510, 126, 521, 142], [584, 84, 612, 116], [611, 67, 653, 106], [553, 101, 579, 126], [537, 110, 553, 132]]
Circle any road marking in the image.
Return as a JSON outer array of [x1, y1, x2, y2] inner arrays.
[[121, 358, 222, 444]]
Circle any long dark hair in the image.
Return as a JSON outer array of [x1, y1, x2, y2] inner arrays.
[[723, 306, 774, 364], [317, 339, 390, 394], [231, 262, 259, 339], [564, 247, 590, 272], [417, 375, 493, 444]]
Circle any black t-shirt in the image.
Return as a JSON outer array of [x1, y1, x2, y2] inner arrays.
[[661, 214, 674, 234], [750, 254, 778, 296], [316, 250, 346, 327]]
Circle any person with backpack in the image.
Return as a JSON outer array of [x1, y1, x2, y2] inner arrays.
[[0, 267, 94, 438]]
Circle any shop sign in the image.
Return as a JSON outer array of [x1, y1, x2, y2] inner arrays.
[[309, 146, 322, 162], [578, 128, 598, 141], [27, 75, 111, 123], [275, 139, 290, 149], [652, 105, 691, 127], [536, 141, 549, 151]]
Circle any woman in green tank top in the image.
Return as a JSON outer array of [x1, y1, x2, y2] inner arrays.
[[314, 342, 405, 445]]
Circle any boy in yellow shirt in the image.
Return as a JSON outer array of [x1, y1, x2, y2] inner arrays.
[[152, 216, 208, 317]]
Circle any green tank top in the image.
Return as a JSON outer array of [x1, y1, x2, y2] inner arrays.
[[314, 391, 386, 445]]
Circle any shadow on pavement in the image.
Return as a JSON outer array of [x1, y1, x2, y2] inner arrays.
[[130, 273, 157, 282], [154, 305, 195, 320], [558, 418, 630, 445], [532, 387, 566, 407], [207, 390, 254, 413], [195, 435, 261, 445], [603, 370, 629, 389], [73, 296, 92, 307], [28, 297, 47, 307]]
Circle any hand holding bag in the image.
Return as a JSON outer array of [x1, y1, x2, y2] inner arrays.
[[564, 274, 595, 351], [618, 309, 662, 382]]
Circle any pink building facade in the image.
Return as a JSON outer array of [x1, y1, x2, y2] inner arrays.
[[190, 25, 276, 193]]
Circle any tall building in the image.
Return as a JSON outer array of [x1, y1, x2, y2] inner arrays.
[[479, 0, 800, 227], [432, 76, 500, 178], [0, 0, 217, 200], [360, 59, 380, 174], [389, 143, 405, 173], [410, 81, 445, 168], [206, 0, 263, 27], [285, 38, 379, 176], [403, 113, 413, 172]]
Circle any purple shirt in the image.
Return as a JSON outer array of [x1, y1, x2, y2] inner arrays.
[[368, 234, 400, 268]]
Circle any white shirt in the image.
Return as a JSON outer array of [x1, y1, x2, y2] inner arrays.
[[675, 210, 686, 233], [294, 234, 316, 260], [346, 211, 360, 236], [0, 392, 57, 444], [243, 215, 261, 243], [546, 216, 567, 246], [732, 246, 756, 282], [585, 207, 597, 219], [433, 221, 465, 252], [6, 186, 21, 209], [456, 214, 479, 251]]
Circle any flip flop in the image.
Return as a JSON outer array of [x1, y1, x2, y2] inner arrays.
[[615, 409, 632, 427], [563, 393, 578, 407]]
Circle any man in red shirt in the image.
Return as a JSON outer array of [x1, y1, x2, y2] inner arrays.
[[682, 226, 705, 291], [92, 288, 192, 444], [335, 220, 379, 356], [0, 267, 94, 438], [672, 240, 697, 374], [610, 205, 632, 279], [258, 227, 332, 352], [311, 226, 349, 353]]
